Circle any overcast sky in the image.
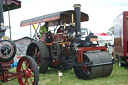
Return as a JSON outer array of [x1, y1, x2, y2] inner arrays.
[[3, 0, 128, 40]]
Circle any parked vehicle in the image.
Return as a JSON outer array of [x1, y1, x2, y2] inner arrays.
[[0, 0, 39, 85], [113, 11, 128, 67], [20, 4, 114, 80]]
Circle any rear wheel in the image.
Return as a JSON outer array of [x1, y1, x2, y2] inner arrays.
[[17, 56, 39, 85], [26, 41, 50, 73]]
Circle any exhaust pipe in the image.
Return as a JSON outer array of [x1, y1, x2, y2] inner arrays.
[[73, 4, 81, 38], [0, 0, 4, 26], [0, 0, 5, 39]]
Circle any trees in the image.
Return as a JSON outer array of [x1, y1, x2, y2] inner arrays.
[[106, 27, 114, 36]]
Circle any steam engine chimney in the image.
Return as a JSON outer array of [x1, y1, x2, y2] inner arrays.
[[73, 4, 81, 38], [0, 0, 4, 26], [0, 0, 5, 39]]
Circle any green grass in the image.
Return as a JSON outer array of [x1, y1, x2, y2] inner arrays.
[[0, 62, 128, 85]]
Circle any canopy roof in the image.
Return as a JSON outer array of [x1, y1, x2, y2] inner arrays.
[[3, 0, 21, 12], [20, 10, 89, 27]]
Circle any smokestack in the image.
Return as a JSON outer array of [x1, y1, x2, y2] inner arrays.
[[73, 4, 81, 38], [0, 0, 5, 39], [0, 0, 4, 26]]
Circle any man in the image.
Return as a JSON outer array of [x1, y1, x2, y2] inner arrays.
[[39, 22, 49, 36]]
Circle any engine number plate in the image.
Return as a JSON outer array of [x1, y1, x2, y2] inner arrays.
[[90, 38, 98, 41]]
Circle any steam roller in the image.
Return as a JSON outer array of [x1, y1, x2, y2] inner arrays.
[[74, 51, 113, 79], [20, 4, 114, 80]]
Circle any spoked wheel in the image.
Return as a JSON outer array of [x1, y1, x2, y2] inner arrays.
[[73, 52, 113, 80], [26, 41, 50, 73], [17, 56, 39, 85], [30, 45, 41, 66]]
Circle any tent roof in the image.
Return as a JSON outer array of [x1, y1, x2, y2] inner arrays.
[[94, 33, 109, 36]]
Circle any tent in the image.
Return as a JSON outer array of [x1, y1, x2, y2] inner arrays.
[[94, 33, 109, 36]]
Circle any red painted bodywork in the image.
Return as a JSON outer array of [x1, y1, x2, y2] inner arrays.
[[0, 60, 16, 81], [0, 60, 24, 82], [41, 31, 68, 42], [76, 46, 107, 63]]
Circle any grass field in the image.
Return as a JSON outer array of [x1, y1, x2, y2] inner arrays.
[[0, 62, 128, 85]]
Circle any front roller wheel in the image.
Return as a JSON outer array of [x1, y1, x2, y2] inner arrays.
[[17, 56, 39, 85], [73, 52, 113, 80]]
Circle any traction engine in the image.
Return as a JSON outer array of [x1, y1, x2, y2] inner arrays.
[[21, 4, 114, 80], [0, 0, 39, 85]]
